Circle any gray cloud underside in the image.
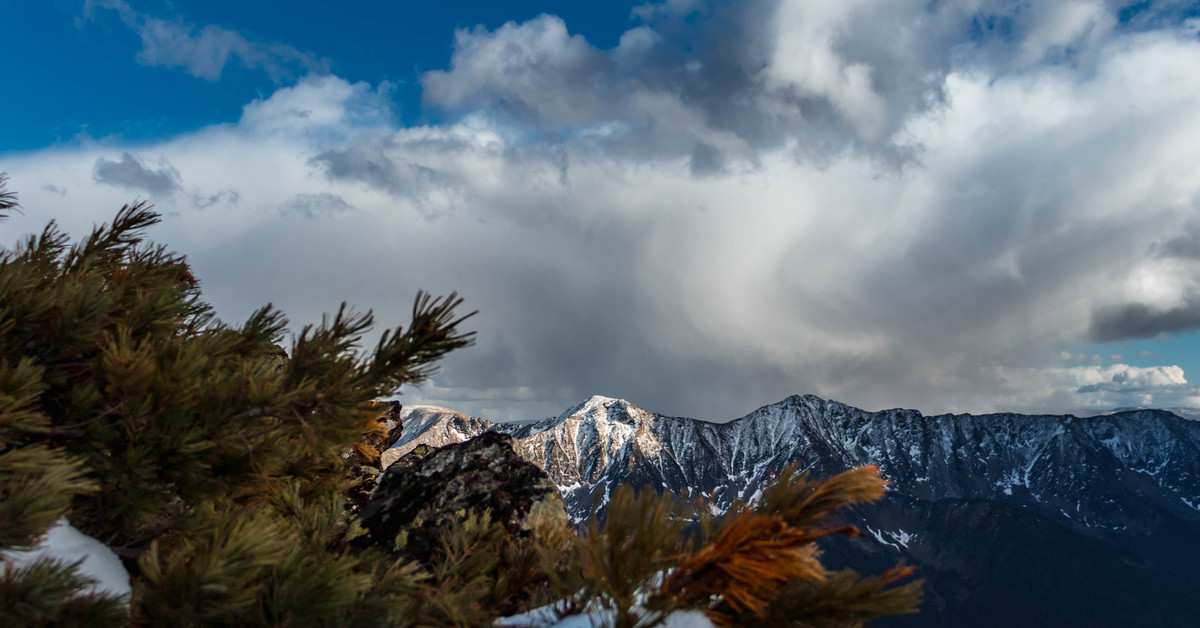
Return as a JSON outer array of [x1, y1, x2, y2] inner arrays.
[[92, 152, 181, 196], [1090, 300, 1200, 342], [1156, 220, 1200, 260]]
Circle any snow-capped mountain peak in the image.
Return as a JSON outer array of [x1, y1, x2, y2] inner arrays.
[[380, 405, 495, 468], [531, 395, 654, 430]]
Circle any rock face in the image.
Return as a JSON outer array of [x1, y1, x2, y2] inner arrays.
[[355, 431, 567, 566], [386, 394, 1200, 627]]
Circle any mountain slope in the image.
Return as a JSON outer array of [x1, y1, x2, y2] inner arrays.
[[386, 394, 1200, 627]]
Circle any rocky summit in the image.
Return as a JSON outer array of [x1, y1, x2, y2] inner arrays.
[[385, 394, 1200, 627]]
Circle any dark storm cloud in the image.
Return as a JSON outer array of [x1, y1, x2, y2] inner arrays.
[[383, 216, 815, 421], [1156, 220, 1200, 259], [93, 152, 182, 196], [1090, 204, 1200, 343], [1090, 300, 1200, 342]]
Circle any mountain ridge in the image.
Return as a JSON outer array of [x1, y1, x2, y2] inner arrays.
[[385, 393, 1200, 626], [390, 394, 1200, 518]]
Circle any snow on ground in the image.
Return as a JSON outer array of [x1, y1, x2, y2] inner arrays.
[[496, 604, 716, 627], [1, 517, 131, 599]]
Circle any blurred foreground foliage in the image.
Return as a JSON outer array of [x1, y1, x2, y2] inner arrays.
[[0, 176, 918, 626]]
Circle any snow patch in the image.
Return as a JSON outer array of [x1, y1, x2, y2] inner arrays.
[[890, 529, 917, 548], [1, 517, 131, 600], [497, 603, 715, 627], [866, 526, 902, 551]]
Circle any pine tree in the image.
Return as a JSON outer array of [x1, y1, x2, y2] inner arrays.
[[0, 176, 477, 626], [0, 176, 919, 626]]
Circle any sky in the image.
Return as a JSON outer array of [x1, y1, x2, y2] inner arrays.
[[4, 0, 1200, 422]]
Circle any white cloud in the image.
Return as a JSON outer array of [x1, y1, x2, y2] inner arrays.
[[422, 16, 610, 127], [8, 4, 1200, 419], [985, 363, 1200, 412], [240, 76, 395, 138], [765, 0, 891, 141], [1071, 364, 1188, 391]]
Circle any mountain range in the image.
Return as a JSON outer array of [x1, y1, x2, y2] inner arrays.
[[383, 394, 1200, 627]]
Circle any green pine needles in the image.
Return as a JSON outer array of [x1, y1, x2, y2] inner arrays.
[[0, 178, 919, 627]]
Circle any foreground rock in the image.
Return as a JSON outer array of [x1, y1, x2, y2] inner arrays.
[[354, 431, 568, 567]]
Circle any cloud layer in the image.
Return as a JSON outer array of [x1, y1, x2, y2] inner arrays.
[[8, 1, 1200, 420]]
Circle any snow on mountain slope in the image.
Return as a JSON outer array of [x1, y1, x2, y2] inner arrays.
[[383, 394, 1200, 626], [379, 405, 495, 469], [387, 394, 1200, 525]]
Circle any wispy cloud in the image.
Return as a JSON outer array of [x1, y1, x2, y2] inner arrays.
[[92, 152, 181, 196], [84, 0, 327, 82], [280, 192, 354, 219]]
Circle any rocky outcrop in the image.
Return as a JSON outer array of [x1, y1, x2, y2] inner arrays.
[[354, 431, 568, 567], [345, 401, 404, 517]]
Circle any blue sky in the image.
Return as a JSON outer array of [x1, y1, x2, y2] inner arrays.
[[2, 1, 644, 149], [5, 0, 1200, 420]]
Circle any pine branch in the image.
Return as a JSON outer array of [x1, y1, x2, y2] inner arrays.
[[0, 557, 129, 626], [0, 173, 20, 221]]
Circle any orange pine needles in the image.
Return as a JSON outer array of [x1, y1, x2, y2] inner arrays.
[[644, 464, 913, 626], [350, 403, 393, 463], [352, 442, 380, 463], [665, 512, 826, 618]]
